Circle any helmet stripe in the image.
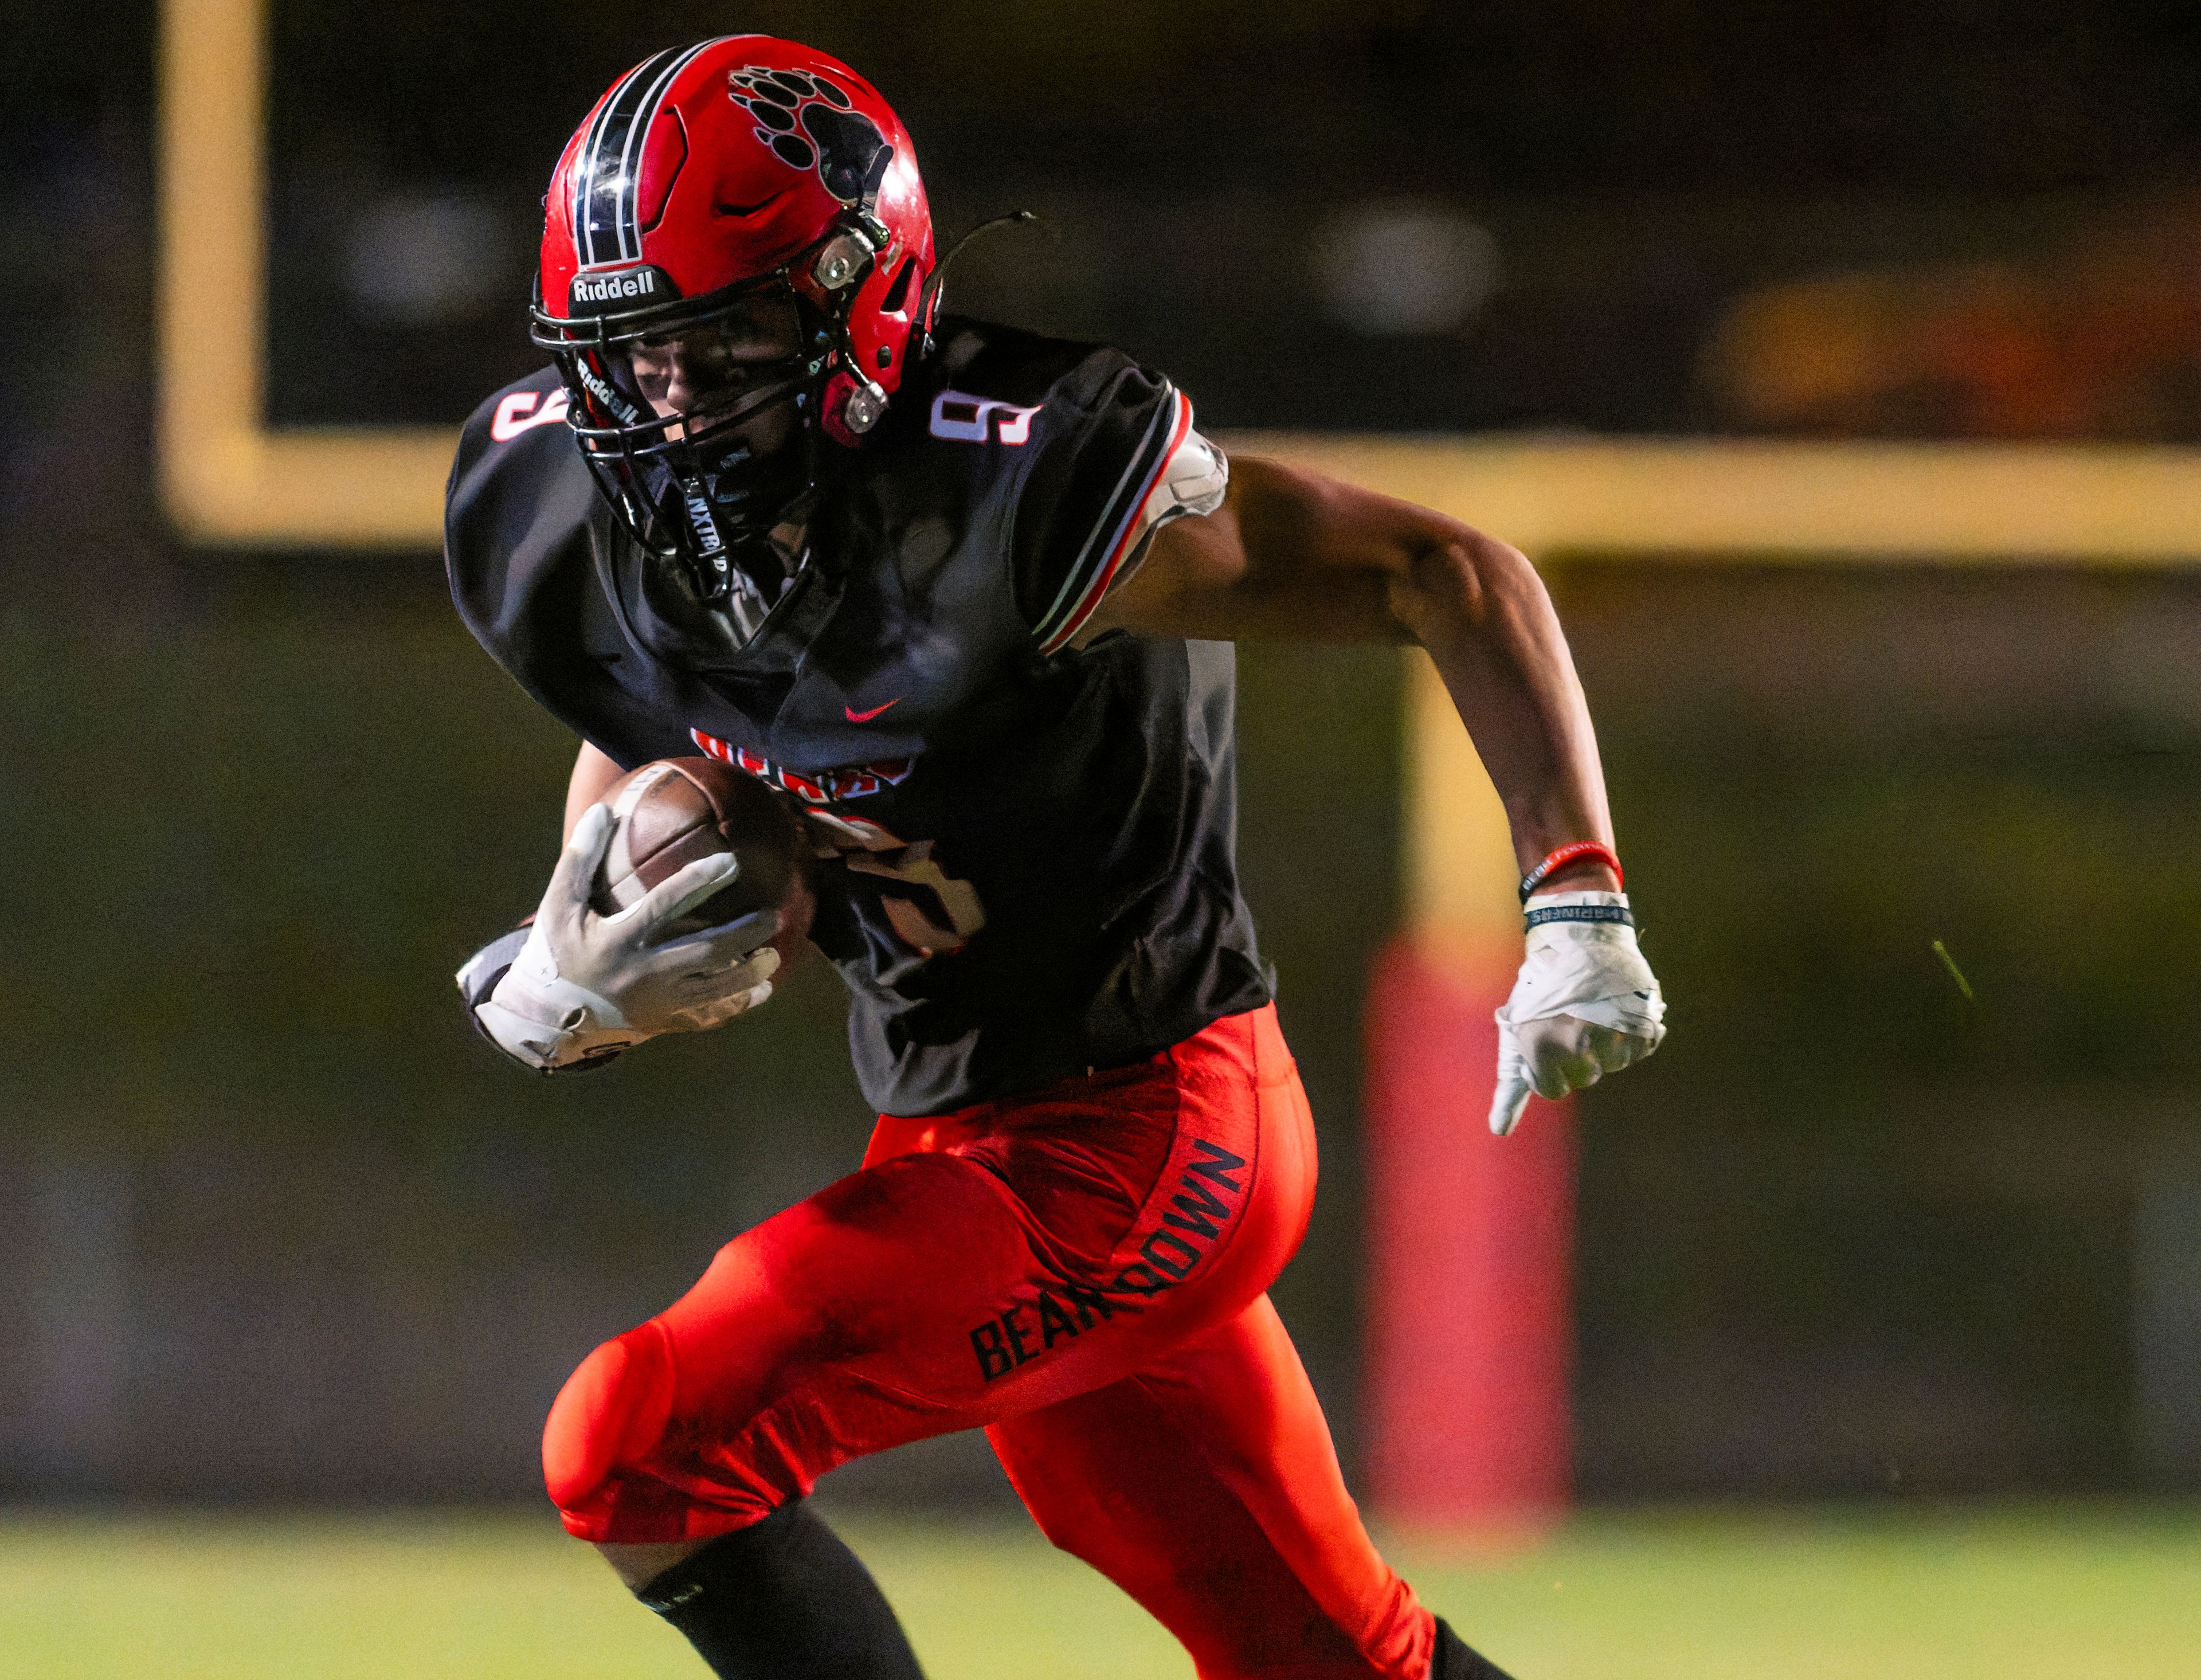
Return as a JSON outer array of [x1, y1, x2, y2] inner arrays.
[[573, 38, 730, 272], [572, 56, 652, 269], [570, 81, 617, 269], [575, 46, 682, 268], [608, 38, 722, 261]]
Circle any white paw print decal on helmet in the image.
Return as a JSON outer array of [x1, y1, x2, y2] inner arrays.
[[729, 66, 892, 207]]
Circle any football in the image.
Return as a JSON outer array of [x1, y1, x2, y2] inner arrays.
[[594, 757, 814, 953]]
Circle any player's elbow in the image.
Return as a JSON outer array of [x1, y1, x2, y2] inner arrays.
[[1387, 523, 1541, 649]]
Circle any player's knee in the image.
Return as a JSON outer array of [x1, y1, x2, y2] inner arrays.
[[542, 1322, 677, 1514]]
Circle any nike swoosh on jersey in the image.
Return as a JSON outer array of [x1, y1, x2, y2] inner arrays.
[[844, 698, 903, 722]]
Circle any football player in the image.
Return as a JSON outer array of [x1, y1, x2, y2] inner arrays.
[[448, 36, 1665, 1680]]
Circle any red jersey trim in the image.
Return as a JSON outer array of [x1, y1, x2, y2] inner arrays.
[[690, 729, 913, 803], [1037, 389, 1195, 657]]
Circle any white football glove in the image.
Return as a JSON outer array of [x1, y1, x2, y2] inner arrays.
[[469, 803, 782, 1072], [1490, 891, 1667, 1135]]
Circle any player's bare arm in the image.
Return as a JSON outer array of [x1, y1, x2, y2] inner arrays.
[[1099, 456, 1665, 1131], [1095, 455, 1620, 891], [566, 740, 625, 839]]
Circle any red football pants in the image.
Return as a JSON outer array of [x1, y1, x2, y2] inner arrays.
[[542, 1004, 1435, 1679]]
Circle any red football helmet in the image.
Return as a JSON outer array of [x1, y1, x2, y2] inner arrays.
[[530, 37, 935, 628]]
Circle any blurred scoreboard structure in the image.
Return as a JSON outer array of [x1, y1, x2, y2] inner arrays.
[[158, 0, 2201, 1526]]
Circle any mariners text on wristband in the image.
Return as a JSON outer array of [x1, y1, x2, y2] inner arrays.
[[1518, 841, 1624, 902], [1524, 902, 1635, 930]]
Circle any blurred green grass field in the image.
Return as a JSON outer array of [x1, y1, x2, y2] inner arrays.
[[1, 1505, 2196, 1679]]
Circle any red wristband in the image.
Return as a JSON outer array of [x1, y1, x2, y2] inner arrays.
[[1518, 841, 1623, 902]]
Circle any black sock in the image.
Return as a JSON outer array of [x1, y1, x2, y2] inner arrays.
[[636, 1501, 926, 1679], [1432, 1615, 1518, 1680]]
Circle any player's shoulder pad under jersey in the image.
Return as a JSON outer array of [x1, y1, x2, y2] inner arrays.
[[923, 321, 1215, 654], [444, 366, 603, 681]]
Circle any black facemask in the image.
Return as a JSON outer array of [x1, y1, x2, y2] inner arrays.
[[539, 280, 839, 642]]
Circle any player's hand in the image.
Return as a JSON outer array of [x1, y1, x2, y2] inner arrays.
[[1489, 892, 1666, 1135], [471, 804, 782, 1072]]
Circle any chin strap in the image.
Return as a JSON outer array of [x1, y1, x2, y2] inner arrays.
[[682, 401, 821, 613]]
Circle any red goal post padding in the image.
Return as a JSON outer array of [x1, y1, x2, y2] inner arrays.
[[1356, 652, 1576, 1534], [1363, 934, 1576, 1533]]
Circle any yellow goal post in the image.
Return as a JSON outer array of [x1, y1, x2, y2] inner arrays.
[[158, 0, 2201, 936]]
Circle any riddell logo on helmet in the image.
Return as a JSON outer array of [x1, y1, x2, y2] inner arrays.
[[574, 360, 642, 426], [569, 265, 674, 312]]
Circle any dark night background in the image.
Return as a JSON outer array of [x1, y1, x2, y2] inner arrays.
[[3, 2, 2201, 1509]]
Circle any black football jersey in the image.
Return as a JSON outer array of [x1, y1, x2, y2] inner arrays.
[[445, 317, 1271, 1115]]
